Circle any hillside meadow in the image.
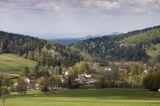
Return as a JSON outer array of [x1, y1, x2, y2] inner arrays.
[[0, 54, 37, 75]]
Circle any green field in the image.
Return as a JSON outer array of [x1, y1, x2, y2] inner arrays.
[[5, 88, 160, 106], [0, 54, 37, 75]]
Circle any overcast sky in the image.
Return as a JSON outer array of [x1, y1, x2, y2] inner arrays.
[[0, 0, 160, 38]]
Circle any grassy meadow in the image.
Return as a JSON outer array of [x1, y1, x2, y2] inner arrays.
[[0, 54, 37, 75], [4, 88, 160, 106]]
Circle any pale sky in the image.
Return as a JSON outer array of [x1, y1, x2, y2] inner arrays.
[[0, 0, 160, 38]]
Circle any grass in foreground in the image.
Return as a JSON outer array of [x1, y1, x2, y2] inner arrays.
[[0, 54, 37, 74], [5, 88, 160, 106]]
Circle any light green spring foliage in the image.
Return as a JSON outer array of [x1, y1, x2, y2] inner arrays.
[[73, 61, 89, 73], [120, 28, 160, 45], [147, 44, 160, 58]]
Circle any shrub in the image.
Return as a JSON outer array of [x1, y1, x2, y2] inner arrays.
[[38, 77, 50, 93], [16, 77, 27, 95], [143, 71, 160, 91], [96, 76, 106, 88], [41, 86, 49, 93]]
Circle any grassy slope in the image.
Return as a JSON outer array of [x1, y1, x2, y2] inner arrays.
[[7, 88, 160, 106], [0, 54, 37, 75]]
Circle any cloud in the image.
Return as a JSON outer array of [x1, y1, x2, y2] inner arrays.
[[81, 0, 160, 15], [96, 1, 120, 10], [33, 0, 65, 13], [82, 0, 121, 10], [0, 0, 160, 17]]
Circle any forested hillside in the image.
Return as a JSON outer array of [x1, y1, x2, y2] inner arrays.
[[1, 25, 160, 66], [74, 26, 160, 61], [120, 26, 160, 45], [0, 31, 83, 67]]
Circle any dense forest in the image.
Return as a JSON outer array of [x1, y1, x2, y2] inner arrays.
[[74, 26, 160, 61], [0, 31, 83, 67]]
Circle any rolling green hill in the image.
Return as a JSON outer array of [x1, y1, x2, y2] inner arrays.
[[120, 27, 160, 45], [0, 54, 37, 75]]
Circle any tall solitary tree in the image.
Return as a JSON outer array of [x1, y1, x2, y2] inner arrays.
[[0, 75, 10, 106], [23, 66, 30, 77]]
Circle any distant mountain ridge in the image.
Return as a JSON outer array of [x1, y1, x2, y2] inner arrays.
[[51, 35, 100, 45], [51, 38, 81, 45]]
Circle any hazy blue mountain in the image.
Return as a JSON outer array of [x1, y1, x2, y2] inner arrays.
[[51, 35, 100, 45], [52, 38, 80, 45]]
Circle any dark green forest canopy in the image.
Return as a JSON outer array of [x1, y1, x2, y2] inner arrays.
[[0, 31, 83, 67], [74, 25, 160, 61]]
